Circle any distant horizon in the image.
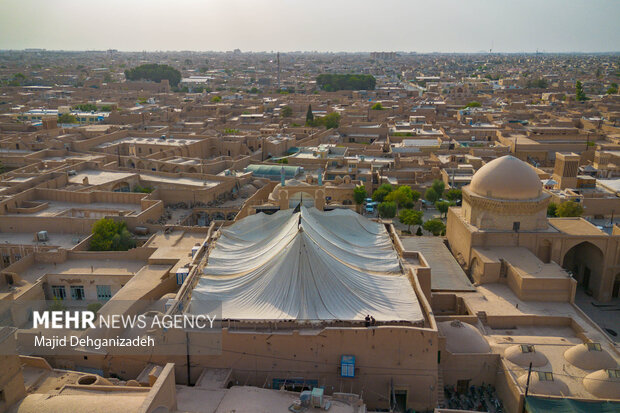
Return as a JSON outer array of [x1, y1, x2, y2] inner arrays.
[[2, 49, 620, 55], [1, 0, 618, 54]]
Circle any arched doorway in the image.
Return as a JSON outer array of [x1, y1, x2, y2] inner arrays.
[[112, 181, 130, 192], [562, 242, 604, 293], [288, 191, 314, 208], [613, 273, 620, 298]]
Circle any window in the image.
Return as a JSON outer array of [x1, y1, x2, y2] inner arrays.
[[2, 254, 10, 267], [70, 285, 85, 301], [537, 371, 554, 381], [51, 285, 66, 300], [341, 355, 355, 378], [520, 344, 535, 353], [512, 222, 520, 232], [13, 254, 21, 262], [587, 342, 602, 351], [96, 285, 112, 301], [607, 369, 620, 378]]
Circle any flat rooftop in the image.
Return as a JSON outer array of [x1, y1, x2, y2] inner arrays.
[[176, 385, 360, 413], [549, 218, 607, 236], [400, 236, 475, 291], [147, 230, 206, 268], [9, 200, 141, 217], [95, 136, 201, 149], [139, 173, 219, 188], [18, 258, 145, 287], [68, 170, 136, 186], [0, 232, 82, 249], [473, 247, 569, 279]]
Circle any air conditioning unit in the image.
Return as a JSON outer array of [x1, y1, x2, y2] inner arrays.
[[37, 231, 49, 242], [176, 268, 190, 285], [311, 388, 324, 408]]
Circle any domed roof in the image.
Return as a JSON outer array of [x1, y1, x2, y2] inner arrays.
[[504, 344, 549, 367], [564, 343, 617, 370], [583, 369, 620, 399], [437, 320, 490, 354], [517, 372, 570, 396], [469, 155, 542, 200]]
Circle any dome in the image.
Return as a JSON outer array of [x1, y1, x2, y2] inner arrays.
[[469, 155, 542, 200], [517, 372, 570, 396], [564, 343, 617, 370], [583, 369, 620, 399], [504, 344, 549, 367], [437, 320, 490, 354]]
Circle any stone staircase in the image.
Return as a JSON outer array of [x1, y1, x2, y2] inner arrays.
[[437, 368, 445, 407]]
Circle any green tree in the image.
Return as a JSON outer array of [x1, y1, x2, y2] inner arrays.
[[425, 187, 439, 204], [372, 183, 393, 203], [87, 302, 103, 313], [556, 201, 584, 217], [464, 101, 482, 108], [49, 297, 66, 310], [90, 218, 136, 251], [431, 179, 445, 197], [124, 63, 182, 87], [211, 95, 222, 103], [371, 102, 384, 110], [378, 201, 397, 219], [423, 219, 446, 236], [73, 103, 98, 112], [399, 209, 423, 233], [445, 188, 462, 202], [133, 185, 154, 193], [575, 81, 588, 102], [411, 190, 421, 203], [547, 202, 558, 217], [281, 106, 293, 117], [353, 185, 367, 205], [58, 113, 77, 124], [436, 201, 451, 218], [320, 112, 341, 129], [316, 74, 376, 91], [526, 78, 548, 89], [607, 83, 618, 95], [306, 104, 314, 124], [386, 185, 415, 210]]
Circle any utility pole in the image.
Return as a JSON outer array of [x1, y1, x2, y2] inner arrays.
[[186, 331, 191, 386], [522, 362, 533, 413]]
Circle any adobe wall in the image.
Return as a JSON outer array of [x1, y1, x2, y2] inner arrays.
[[440, 351, 499, 388], [137, 363, 177, 413]]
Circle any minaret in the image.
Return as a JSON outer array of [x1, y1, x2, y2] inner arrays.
[[277, 52, 281, 90]]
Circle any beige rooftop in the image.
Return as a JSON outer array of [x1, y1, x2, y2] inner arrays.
[[437, 320, 490, 354], [583, 369, 620, 399], [564, 343, 618, 371], [469, 155, 542, 200]]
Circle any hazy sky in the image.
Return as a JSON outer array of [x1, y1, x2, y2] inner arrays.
[[1, 0, 618, 53]]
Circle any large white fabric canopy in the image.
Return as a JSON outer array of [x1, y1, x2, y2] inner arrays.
[[190, 207, 423, 322]]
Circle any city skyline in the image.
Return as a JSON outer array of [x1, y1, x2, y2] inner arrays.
[[1, 0, 619, 53]]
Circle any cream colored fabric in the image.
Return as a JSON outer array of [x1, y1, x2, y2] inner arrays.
[[190, 207, 422, 322]]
